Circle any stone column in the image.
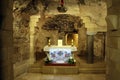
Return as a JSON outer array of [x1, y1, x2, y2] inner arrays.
[[86, 32, 96, 64], [29, 15, 40, 64], [0, 0, 14, 80], [78, 26, 87, 55]]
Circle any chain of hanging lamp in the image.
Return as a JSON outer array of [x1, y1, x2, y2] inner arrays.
[[60, 0, 64, 6]]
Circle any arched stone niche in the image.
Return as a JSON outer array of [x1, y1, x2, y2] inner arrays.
[[35, 14, 85, 54]]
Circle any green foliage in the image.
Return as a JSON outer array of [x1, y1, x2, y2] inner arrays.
[[68, 58, 75, 64], [44, 58, 52, 64]]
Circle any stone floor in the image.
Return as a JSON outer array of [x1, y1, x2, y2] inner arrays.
[[15, 73, 106, 80]]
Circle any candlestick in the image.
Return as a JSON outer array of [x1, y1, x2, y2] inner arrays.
[[48, 39, 51, 46], [71, 39, 74, 46]]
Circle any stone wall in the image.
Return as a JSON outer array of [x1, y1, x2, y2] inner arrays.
[[12, 0, 45, 77], [94, 33, 105, 59], [13, 1, 31, 78], [13, 12, 30, 62], [79, 1, 107, 32], [78, 26, 87, 55], [13, 14, 30, 78], [106, 0, 120, 80]]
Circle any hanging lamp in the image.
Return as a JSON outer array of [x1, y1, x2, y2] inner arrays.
[[57, 0, 67, 12]]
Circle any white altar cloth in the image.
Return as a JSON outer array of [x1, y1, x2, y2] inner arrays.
[[44, 45, 77, 52], [44, 45, 77, 63]]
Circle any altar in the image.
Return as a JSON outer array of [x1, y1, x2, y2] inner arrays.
[[43, 40, 77, 65]]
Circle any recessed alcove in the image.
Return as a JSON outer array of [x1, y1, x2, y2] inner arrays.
[[65, 33, 78, 47], [1, 0, 120, 80], [12, 0, 109, 79]]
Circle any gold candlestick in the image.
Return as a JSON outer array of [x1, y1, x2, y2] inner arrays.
[[48, 39, 51, 46], [71, 39, 73, 46]]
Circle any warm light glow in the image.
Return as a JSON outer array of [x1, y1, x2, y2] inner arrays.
[[66, 34, 78, 47]]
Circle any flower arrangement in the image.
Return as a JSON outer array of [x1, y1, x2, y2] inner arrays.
[[44, 57, 52, 64], [68, 57, 76, 64]]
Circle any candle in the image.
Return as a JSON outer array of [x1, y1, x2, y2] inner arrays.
[[71, 39, 73, 42]]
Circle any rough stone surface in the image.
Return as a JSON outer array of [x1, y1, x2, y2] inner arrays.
[[13, 1, 31, 78], [13, 13, 30, 55], [78, 26, 87, 55], [94, 33, 105, 58], [106, 0, 120, 80], [79, 1, 107, 31]]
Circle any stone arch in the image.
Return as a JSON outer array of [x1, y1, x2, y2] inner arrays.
[[35, 14, 86, 56], [42, 14, 83, 32]]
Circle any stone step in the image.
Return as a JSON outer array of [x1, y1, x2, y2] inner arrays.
[[28, 66, 105, 74], [28, 60, 106, 74], [28, 67, 42, 73], [41, 66, 79, 74], [79, 67, 106, 74], [28, 65, 79, 74], [79, 63, 106, 68]]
